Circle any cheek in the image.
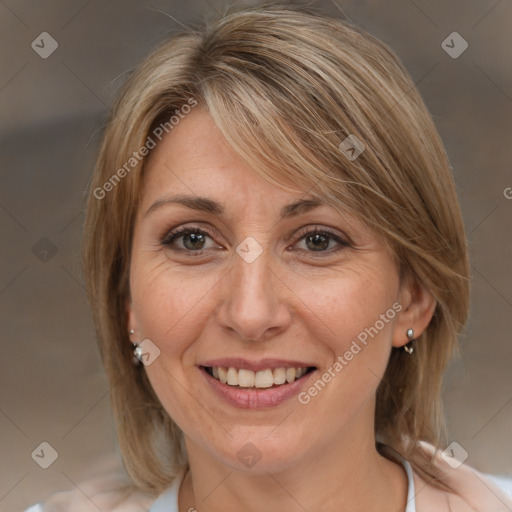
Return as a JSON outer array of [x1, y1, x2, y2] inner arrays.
[[130, 258, 220, 353], [129, 260, 226, 424], [291, 264, 399, 413], [130, 268, 222, 435], [290, 262, 399, 355]]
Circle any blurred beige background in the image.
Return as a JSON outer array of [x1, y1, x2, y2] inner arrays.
[[0, 0, 511, 510]]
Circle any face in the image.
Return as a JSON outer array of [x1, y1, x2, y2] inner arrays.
[[127, 108, 415, 473]]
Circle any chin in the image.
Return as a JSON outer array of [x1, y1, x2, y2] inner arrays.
[[207, 429, 309, 474]]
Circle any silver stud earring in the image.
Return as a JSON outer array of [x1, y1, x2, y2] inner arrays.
[[133, 343, 143, 363], [129, 329, 142, 364], [404, 328, 415, 354]]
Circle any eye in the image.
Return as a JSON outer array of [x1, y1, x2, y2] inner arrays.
[[161, 225, 349, 256], [293, 228, 349, 254], [161, 226, 219, 253]]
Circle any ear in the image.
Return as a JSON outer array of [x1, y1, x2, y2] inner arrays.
[[392, 274, 437, 348]]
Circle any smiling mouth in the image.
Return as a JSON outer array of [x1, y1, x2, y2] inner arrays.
[[201, 365, 316, 389]]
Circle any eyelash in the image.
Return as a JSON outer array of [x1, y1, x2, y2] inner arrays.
[[160, 225, 350, 257]]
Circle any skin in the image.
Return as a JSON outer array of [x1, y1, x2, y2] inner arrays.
[[127, 108, 436, 512]]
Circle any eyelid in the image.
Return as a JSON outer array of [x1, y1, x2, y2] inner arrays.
[[293, 225, 350, 245], [161, 225, 220, 248]]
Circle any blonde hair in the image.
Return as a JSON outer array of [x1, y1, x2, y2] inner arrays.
[[82, 2, 470, 495]]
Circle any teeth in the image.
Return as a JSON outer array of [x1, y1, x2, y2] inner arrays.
[[227, 367, 238, 386], [218, 367, 228, 384], [255, 369, 274, 388], [273, 368, 287, 385], [208, 366, 310, 388], [238, 369, 255, 387]]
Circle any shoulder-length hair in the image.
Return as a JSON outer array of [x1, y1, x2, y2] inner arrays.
[[82, 2, 470, 495]]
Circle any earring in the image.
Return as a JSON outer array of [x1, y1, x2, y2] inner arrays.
[[133, 342, 143, 363], [129, 329, 142, 364], [404, 328, 415, 354]]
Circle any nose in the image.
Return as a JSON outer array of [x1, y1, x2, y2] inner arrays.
[[215, 244, 292, 342]]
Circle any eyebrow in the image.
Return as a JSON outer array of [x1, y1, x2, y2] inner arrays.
[[144, 194, 324, 220]]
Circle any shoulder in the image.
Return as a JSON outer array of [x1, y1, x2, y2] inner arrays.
[[26, 484, 155, 512], [31, 487, 154, 512], [413, 441, 512, 512], [24, 458, 156, 512]]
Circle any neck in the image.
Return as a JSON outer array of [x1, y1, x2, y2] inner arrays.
[[179, 425, 408, 512]]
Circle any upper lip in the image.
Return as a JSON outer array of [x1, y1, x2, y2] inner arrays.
[[200, 358, 316, 372]]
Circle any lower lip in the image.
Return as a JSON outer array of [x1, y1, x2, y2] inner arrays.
[[200, 367, 315, 409]]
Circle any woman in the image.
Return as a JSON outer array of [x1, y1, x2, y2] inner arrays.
[[27, 3, 512, 511]]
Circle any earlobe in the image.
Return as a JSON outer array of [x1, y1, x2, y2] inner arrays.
[[392, 277, 437, 348]]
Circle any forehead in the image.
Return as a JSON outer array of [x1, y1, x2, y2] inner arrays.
[[141, 108, 315, 206], [138, 107, 377, 246]]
